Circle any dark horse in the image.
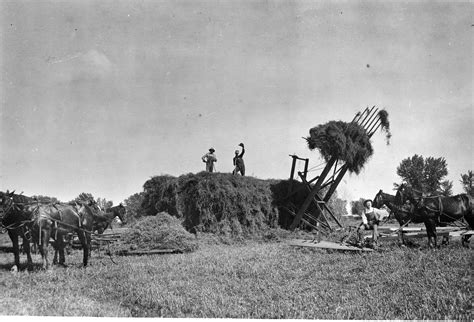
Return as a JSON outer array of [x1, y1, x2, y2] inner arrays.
[[92, 203, 127, 234], [0, 191, 90, 269], [373, 190, 407, 245], [396, 184, 474, 248], [0, 191, 34, 271], [51, 202, 126, 264]]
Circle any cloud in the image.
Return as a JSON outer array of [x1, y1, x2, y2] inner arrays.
[[49, 49, 115, 83]]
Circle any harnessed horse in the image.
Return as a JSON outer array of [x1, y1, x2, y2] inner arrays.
[[0, 191, 34, 271], [396, 184, 473, 248], [92, 203, 127, 234], [0, 191, 91, 269], [373, 190, 408, 245]]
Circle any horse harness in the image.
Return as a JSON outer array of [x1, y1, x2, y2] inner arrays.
[[412, 191, 468, 227]]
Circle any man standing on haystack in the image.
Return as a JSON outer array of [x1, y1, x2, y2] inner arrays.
[[202, 148, 217, 172], [233, 143, 245, 176]]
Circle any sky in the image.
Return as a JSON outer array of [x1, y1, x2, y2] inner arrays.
[[1, 0, 472, 205]]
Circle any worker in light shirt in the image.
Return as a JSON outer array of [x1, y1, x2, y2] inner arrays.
[[357, 199, 389, 249]]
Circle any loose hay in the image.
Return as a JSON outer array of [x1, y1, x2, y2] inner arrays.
[[305, 109, 391, 174], [142, 173, 281, 236], [115, 212, 199, 253], [305, 121, 373, 174]]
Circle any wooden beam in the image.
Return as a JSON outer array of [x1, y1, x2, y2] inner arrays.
[[290, 157, 337, 230]]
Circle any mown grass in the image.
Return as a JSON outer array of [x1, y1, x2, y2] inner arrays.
[[0, 236, 472, 319]]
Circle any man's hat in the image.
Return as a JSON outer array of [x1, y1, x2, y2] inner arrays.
[[209, 148, 215, 152], [363, 199, 372, 207]]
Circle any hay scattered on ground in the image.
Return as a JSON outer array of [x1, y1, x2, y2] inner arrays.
[[115, 212, 199, 253]]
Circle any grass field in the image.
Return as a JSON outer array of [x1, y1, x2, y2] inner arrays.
[[0, 232, 472, 319]]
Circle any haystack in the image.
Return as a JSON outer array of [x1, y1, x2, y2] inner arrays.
[[142, 175, 180, 217], [178, 172, 279, 235], [305, 110, 391, 174], [142, 173, 281, 236], [116, 212, 198, 253]]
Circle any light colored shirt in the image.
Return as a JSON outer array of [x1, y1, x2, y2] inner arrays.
[[361, 206, 389, 225]]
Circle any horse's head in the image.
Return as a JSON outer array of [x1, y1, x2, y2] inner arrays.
[[113, 203, 127, 225], [0, 190, 16, 216], [372, 190, 385, 208]]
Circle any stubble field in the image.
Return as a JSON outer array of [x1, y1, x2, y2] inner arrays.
[[0, 233, 472, 320]]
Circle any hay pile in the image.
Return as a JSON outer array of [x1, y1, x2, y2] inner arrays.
[[142, 175, 180, 217], [305, 109, 391, 174], [116, 212, 198, 253], [142, 172, 280, 236]]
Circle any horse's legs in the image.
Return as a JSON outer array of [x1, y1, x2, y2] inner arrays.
[[52, 238, 60, 265], [424, 219, 437, 248], [86, 232, 92, 260], [77, 231, 89, 267], [22, 236, 33, 271], [54, 233, 67, 266], [39, 227, 52, 269], [8, 230, 20, 270]]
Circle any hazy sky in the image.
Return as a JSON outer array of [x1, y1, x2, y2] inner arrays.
[[1, 1, 472, 204]]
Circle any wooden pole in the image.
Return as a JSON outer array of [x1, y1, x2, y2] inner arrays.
[[289, 156, 337, 230]]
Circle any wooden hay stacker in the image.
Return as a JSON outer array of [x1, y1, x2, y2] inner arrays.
[[285, 106, 386, 251]]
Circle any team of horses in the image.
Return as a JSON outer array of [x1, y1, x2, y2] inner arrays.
[[0, 190, 127, 271], [373, 184, 473, 248]]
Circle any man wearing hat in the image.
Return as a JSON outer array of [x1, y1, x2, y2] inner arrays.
[[232, 143, 245, 176], [357, 199, 389, 249], [202, 148, 217, 172]]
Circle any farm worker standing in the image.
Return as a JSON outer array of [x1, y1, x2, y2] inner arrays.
[[202, 148, 217, 172], [357, 199, 389, 249], [232, 143, 245, 176]]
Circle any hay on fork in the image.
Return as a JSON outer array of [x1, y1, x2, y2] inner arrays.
[[305, 109, 391, 174]]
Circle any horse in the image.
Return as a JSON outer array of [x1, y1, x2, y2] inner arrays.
[[373, 190, 405, 245], [0, 191, 34, 271], [51, 201, 97, 265], [92, 203, 127, 234], [372, 189, 426, 246], [51, 202, 127, 263], [0, 190, 91, 269], [396, 184, 474, 248], [24, 202, 91, 268]]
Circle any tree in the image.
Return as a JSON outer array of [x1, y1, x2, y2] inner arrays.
[[395, 154, 448, 195], [350, 198, 365, 215], [438, 180, 453, 197], [96, 197, 113, 211], [124, 192, 146, 223], [73, 192, 95, 205], [460, 170, 473, 196], [32, 195, 59, 203], [326, 190, 348, 217]]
